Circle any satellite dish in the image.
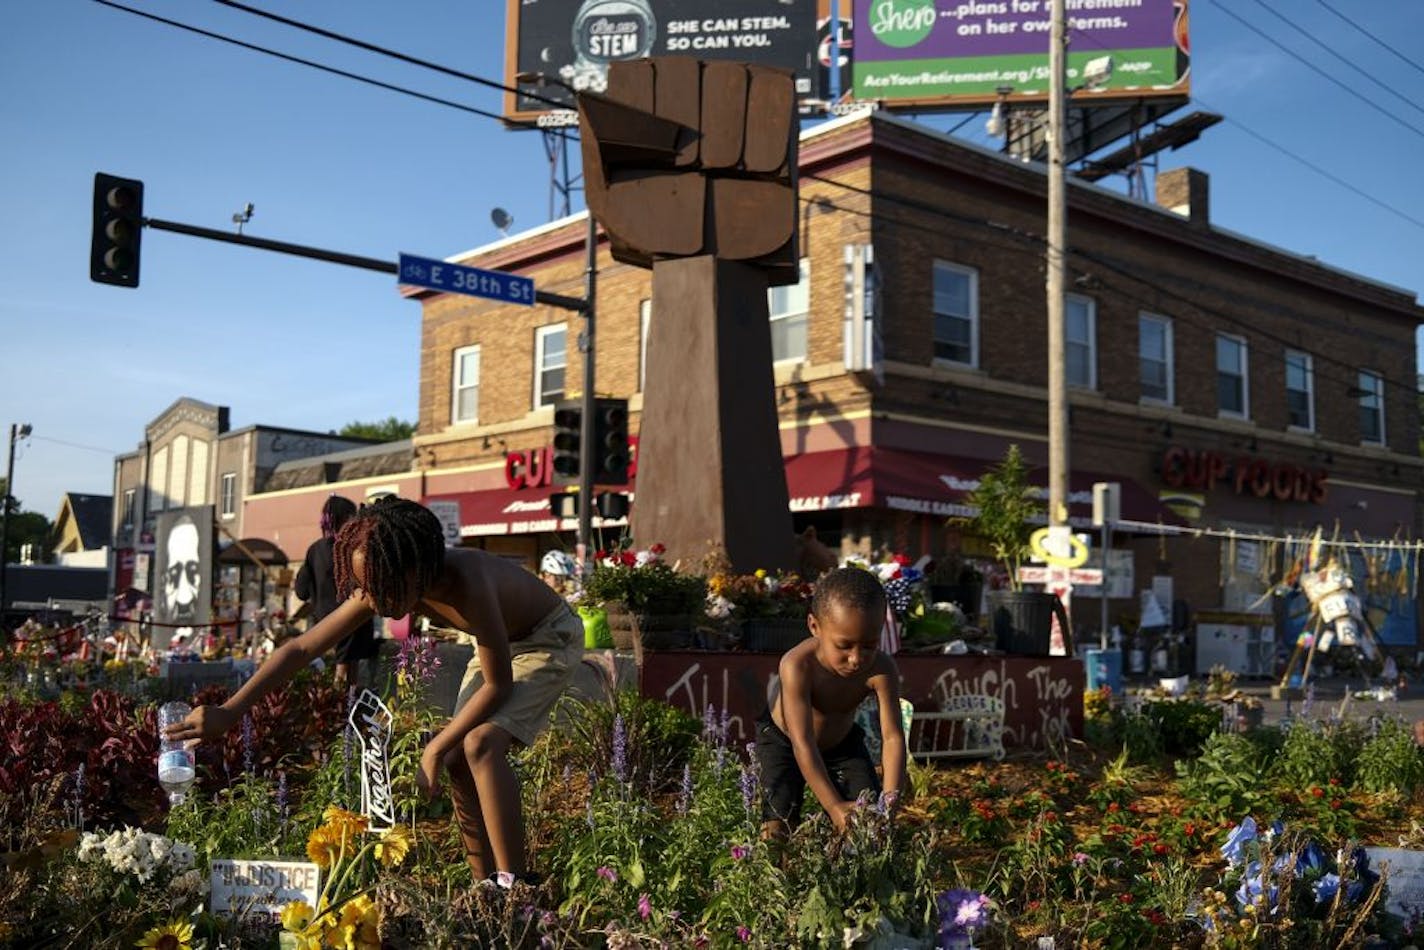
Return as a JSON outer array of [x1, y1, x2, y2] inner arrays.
[[491, 207, 513, 235]]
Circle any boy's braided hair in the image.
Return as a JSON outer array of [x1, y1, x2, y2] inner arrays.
[[811, 566, 887, 621], [334, 496, 445, 616]]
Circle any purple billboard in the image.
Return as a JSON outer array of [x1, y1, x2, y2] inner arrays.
[[850, 0, 1190, 109]]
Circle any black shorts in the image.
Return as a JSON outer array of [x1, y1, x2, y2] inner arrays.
[[334, 622, 377, 663], [755, 710, 877, 826]]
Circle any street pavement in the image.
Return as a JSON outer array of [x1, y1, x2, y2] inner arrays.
[[1120, 672, 1424, 729]]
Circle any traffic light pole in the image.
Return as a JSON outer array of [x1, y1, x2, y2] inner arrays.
[[578, 213, 597, 565]]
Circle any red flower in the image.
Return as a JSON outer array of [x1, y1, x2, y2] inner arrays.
[[1118, 893, 1134, 904], [893, 554, 910, 566], [1027, 900, 1041, 911], [650, 543, 666, 555], [1331, 799, 1343, 810], [595, 549, 608, 560], [1107, 802, 1120, 813], [1329, 777, 1341, 786], [1153, 843, 1169, 855], [1043, 811, 1058, 823], [1184, 822, 1196, 836], [1312, 787, 1325, 798]]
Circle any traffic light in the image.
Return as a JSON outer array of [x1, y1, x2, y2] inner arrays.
[[90, 173, 144, 287], [551, 400, 582, 485], [595, 491, 630, 520], [592, 397, 630, 485]]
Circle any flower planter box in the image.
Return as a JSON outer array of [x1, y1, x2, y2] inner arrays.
[[604, 606, 696, 651], [741, 618, 810, 653]]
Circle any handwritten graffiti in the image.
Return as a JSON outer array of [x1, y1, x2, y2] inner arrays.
[[642, 653, 1082, 750], [349, 690, 395, 832]]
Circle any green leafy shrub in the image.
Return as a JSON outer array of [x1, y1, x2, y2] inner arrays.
[[547, 689, 701, 796], [1273, 719, 1354, 790], [1176, 732, 1275, 823], [1356, 716, 1424, 795], [1144, 698, 1224, 758]]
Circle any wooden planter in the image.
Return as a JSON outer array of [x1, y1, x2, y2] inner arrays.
[[604, 604, 697, 651], [741, 618, 810, 653]]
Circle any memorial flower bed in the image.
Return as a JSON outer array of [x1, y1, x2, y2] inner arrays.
[[3, 647, 1424, 947]]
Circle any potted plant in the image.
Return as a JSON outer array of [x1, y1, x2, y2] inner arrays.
[[580, 542, 708, 649], [955, 445, 1067, 656]]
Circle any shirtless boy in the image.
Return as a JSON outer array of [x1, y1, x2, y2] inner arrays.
[[167, 497, 582, 884], [757, 567, 906, 837]]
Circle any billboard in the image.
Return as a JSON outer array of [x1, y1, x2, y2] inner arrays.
[[153, 506, 214, 648], [504, 0, 820, 123], [848, 0, 1190, 109]]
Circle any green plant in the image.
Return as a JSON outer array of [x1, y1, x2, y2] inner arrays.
[[1273, 719, 1351, 790], [954, 444, 1041, 591], [581, 543, 708, 615], [1175, 732, 1274, 823], [1356, 716, 1424, 795], [1145, 698, 1225, 757]]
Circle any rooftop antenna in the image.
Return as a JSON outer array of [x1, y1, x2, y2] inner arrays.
[[491, 207, 513, 238], [232, 202, 254, 235]]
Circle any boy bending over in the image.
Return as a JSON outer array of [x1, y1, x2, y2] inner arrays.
[[758, 567, 906, 838], [168, 497, 582, 886]]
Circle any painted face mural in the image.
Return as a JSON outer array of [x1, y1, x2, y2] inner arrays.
[[163, 519, 202, 622]]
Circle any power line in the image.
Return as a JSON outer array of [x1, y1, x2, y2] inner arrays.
[[1205, 0, 1424, 140], [30, 435, 122, 456], [209, 0, 567, 112], [1313, 0, 1424, 80], [93, 0, 522, 126], [1246, 0, 1424, 120]]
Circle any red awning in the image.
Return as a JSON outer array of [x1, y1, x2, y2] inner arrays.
[[428, 446, 1179, 537], [784, 446, 1182, 528], [424, 485, 627, 538]]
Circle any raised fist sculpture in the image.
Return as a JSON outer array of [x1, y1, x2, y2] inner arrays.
[[577, 58, 799, 573], [578, 57, 799, 285]]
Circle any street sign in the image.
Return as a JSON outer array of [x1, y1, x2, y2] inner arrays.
[[398, 253, 535, 306]]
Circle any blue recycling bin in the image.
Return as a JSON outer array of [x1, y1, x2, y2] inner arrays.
[[1084, 648, 1123, 695]]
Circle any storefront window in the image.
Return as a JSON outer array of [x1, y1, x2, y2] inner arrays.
[[1216, 333, 1249, 418], [933, 260, 978, 367], [1285, 350, 1313, 430]]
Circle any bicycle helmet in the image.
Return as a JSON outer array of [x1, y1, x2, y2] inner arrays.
[[540, 550, 576, 577]]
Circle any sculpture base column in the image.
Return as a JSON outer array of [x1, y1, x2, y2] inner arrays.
[[631, 255, 795, 575]]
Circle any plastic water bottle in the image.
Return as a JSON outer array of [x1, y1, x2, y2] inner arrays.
[[156, 701, 196, 805]]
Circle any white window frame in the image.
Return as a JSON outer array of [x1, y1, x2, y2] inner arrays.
[[219, 472, 236, 519], [1284, 350, 1314, 432], [768, 257, 810, 365], [639, 299, 651, 392], [1358, 369, 1386, 445], [1215, 332, 1250, 419], [1065, 294, 1097, 390], [452, 344, 481, 425], [932, 260, 979, 369], [1138, 312, 1174, 405], [534, 324, 568, 408], [121, 488, 136, 529]]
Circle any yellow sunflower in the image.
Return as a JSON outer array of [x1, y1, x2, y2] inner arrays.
[[373, 825, 413, 868], [306, 825, 346, 870], [280, 900, 315, 933], [322, 805, 369, 837], [330, 894, 381, 950], [134, 920, 194, 950]]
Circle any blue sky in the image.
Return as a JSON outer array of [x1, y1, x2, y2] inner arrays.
[[2, 0, 1421, 521]]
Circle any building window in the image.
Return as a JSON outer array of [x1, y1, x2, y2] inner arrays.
[[1358, 369, 1385, 444], [1138, 313, 1173, 403], [1066, 294, 1096, 390], [220, 472, 236, 519], [932, 260, 978, 367], [452, 345, 480, 424], [534, 324, 567, 407], [768, 258, 809, 364], [1216, 333, 1249, 418], [1285, 350, 1314, 430], [121, 488, 135, 529], [639, 299, 651, 391]]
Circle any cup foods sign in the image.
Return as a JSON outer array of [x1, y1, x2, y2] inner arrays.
[[505, 0, 819, 122]]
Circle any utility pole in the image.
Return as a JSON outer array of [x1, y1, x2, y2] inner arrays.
[[1046, 0, 1070, 529], [0, 423, 32, 636]]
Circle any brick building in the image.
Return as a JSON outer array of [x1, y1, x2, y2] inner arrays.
[[241, 111, 1423, 649]]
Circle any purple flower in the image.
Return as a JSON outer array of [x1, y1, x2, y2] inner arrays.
[[936, 888, 990, 938], [736, 926, 751, 942], [1220, 816, 1258, 867], [739, 765, 756, 812], [719, 706, 732, 745], [677, 763, 693, 816], [396, 635, 443, 685], [241, 713, 255, 774], [731, 844, 750, 861], [638, 893, 652, 920], [703, 704, 717, 740], [597, 866, 617, 882], [1073, 852, 1089, 866], [612, 714, 628, 783]]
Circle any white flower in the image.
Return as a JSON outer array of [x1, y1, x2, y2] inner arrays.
[[706, 594, 734, 620]]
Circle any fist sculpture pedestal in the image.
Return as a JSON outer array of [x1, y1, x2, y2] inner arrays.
[[579, 58, 799, 575]]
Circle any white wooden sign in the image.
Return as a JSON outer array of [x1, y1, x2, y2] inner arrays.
[[1365, 847, 1424, 921], [349, 689, 396, 832], [209, 859, 320, 921]]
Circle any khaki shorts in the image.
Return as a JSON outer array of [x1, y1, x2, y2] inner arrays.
[[454, 602, 582, 746]]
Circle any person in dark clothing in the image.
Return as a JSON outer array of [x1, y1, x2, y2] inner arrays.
[[294, 495, 376, 686]]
